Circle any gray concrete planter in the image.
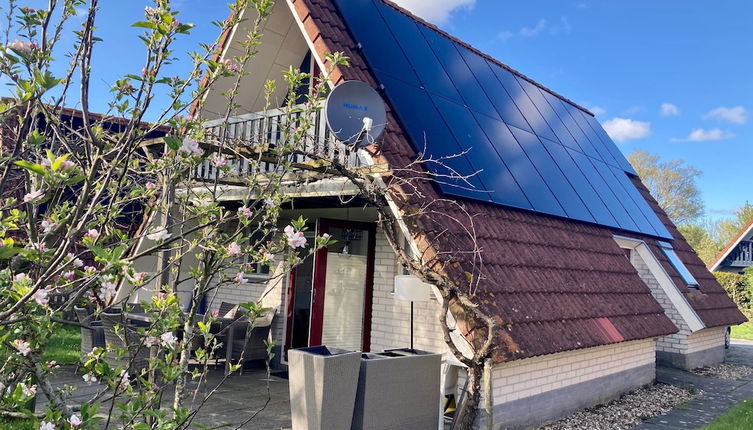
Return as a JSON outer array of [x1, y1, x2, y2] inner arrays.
[[352, 349, 441, 430], [288, 346, 361, 430]]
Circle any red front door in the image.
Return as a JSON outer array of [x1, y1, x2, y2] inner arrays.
[[285, 219, 376, 352]]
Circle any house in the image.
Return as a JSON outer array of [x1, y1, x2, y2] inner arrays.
[[129, 0, 745, 428], [708, 219, 753, 274]]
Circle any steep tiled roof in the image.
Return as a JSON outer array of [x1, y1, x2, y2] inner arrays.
[[632, 178, 746, 327], [291, 0, 686, 362]]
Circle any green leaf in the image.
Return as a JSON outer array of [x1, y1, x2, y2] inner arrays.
[[163, 136, 181, 150], [131, 21, 157, 30], [51, 153, 71, 171], [14, 160, 46, 176], [64, 174, 86, 186], [0, 246, 21, 259]]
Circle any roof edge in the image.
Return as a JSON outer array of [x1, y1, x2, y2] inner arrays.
[[708, 218, 753, 271]]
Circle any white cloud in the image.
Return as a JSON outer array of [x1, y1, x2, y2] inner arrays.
[[390, 0, 475, 24], [601, 118, 651, 143], [660, 103, 680, 117], [670, 128, 735, 142], [520, 18, 547, 37], [497, 30, 514, 41], [703, 106, 748, 124], [549, 16, 571, 35], [589, 106, 606, 116]]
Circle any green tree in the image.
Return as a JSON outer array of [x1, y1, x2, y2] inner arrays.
[[628, 150, 704, 225], [718, 201, 753, 246], [679, 222, 725, 265]]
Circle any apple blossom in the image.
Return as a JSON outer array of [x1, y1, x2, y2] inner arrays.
[[160, 332, 177, 348], [40, 219, 58, 233], [145, 181, 157, 190], [224, 58, 241, 72], [180, 137, 203, 156], [23, 189, 44, 203], [82, 373, 97, 384], [144, 335, 160, 348], [13, 339, 31, 356], [284, 225, 307, 248], [226, 242, 242, 257], [33, 288, 49, 306], [85, 229, 99, 239], [147, 228, 171, 242], [7, 39, 37, 53], [235, 272, 247, 284], [20, 382, 36, 397], [239, 206, 253, 218], [211, 155, 228, 167], [69, 415, 82, 427], [62, 270, 76, 281], [39, 421, 55, 430]]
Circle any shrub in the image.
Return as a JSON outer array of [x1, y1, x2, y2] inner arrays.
[[716, 272, 752, 317]]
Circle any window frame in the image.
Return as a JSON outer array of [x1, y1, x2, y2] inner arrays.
[[657, 241, 699, 289]]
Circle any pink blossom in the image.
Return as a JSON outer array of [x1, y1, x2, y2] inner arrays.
[[239, 206, 253, 218], [284, 225, 307, 248], [119, 82, 134, 93], [234, 272, 247, 284], [30, 242, 47, 252], [13, 273, 31, 284], [82, 373, 97, 384], [85, 229, 99, 239], [39, 421, 55, 430], [20, 6, 36, 13], [69, 414, 82, 427], [211, 155, 228, 168], [143, 335, 160, 348], [131, 272, 147, 283], [84, 266, 96, 274], [33, 288, 49, 306], [212, 310, 220, 318], [147, 228, 171, 242], [59, 160, 75, 171], [7, 39, 37, 53], [145, 181, 157, 190], [179, 137, 203, 156], [98, 280, 118, 301], [160, 332, 177, 347], [21, 383, 36, 397], [62, 271, 76, 281], [13, 339, 31, 356], [224, 58, 241, 73], [23, 190, 44, 203], [226, 242, 242, 257], [40, 219, 58, 233]]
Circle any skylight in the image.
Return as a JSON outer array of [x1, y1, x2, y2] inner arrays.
[[658, 241, 699, 288]]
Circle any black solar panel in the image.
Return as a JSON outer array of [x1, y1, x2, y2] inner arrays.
[[333, 0, 671, 239]]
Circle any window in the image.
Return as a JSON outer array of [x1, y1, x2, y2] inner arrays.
[[658, 241, 699, 288]]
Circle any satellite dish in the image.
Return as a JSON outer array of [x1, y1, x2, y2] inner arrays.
[[325, 80, 387, 148]]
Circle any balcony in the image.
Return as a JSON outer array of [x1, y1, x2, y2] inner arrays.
[[195, 105, 362, 183], [724, 240, 753, 268]]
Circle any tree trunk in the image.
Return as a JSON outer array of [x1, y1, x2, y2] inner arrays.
[[455, 363, 482, 430]]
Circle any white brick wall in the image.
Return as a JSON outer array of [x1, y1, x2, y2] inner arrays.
[[687, 326, 726, 354], [490, 338, 656, 404], [630, 251, 726, 357], [368, 229, 448, 354]]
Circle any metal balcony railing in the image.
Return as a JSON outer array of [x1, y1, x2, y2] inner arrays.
[[195, 105, 361, 182], [725, 240, 753, 268]]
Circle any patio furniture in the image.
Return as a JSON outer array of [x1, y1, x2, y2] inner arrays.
[[225, 308, 277, 374], [101, 311, 151, 375], [288, 346, 361, 430], [74, 306, 105, 356], [351, 349, 441, 430]]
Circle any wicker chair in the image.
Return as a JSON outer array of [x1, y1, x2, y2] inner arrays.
[[100, 311, 151, 375], [226, 308, 277, 375], [74, 306, 105, 356]]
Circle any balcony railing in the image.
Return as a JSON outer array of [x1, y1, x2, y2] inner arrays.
[[194, 105, 361, 182], [725, 240, 753, 268]]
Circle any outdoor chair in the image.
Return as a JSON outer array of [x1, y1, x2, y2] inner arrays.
[[226, 307, 278, 375], [100, 311, 151, 376], [74, 306, 105, 356]]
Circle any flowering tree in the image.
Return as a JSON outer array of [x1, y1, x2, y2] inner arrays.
[[0, 0, 339, 428]]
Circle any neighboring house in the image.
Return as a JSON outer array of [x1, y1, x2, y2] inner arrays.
[[708, 219, 753, 274], [132, 0, 745, 428]]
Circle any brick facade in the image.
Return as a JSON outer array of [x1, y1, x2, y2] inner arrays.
[[631, 250, 727, 369]]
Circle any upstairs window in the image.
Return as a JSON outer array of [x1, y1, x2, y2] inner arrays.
[[658, 241, 699, 288]]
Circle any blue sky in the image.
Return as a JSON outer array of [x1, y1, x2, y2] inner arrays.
[[5, 0, 751, 222]]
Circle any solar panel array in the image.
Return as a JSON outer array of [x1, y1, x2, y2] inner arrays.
[[333, 0, 672, 239]]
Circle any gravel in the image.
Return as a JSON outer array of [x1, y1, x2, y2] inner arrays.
[[537, 384, 698, 430], [692, 363, 753, 380]]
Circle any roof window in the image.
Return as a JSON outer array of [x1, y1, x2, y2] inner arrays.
[[658, 241, 699, 288]]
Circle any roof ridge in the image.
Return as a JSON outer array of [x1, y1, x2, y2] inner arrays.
[[374, 0, 594, 116], [708, 217, 753, 270]]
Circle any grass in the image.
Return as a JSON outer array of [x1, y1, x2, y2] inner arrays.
[[0, 418, 37, 429], [702, 398, 753, 429], [42, 325, 80, 365], [731, 322, 753, 341]]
